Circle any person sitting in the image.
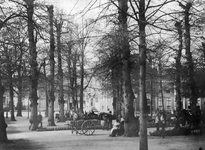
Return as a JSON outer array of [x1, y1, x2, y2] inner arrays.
[[109, 118, 124, 137]]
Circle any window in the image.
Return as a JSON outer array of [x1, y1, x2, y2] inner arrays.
[[158, 100, 162, 106], [167, 97, 171, 106]]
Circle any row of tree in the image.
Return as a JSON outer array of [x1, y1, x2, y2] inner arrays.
[[0, 1, 205, 150], [0, 0, 96, 142], [94, 0, 205, 150]]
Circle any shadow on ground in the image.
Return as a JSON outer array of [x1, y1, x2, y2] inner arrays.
[[0, 139, 44, 150], [6, 126, 23, 134]]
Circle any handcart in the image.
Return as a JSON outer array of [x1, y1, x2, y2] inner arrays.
[[68, 119, 99, 136]]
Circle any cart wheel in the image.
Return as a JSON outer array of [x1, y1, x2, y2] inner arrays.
[[81, 120, 95, 135]]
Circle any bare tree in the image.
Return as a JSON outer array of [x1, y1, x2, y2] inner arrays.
[[47, 5, 56, 126], [0, 0, 25, 141], [174, 21, 183, 125], [117, 0, 137, 137], [55, 17, 65, 122], [24, 0, 40, 130], [178, 1, 198, 125]]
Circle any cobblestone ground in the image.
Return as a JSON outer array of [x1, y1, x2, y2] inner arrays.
[[1, 114, 205, 150]]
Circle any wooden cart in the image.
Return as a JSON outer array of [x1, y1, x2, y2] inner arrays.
[[68, 119, 100, 136]]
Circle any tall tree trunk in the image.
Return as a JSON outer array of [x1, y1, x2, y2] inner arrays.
[[56, 20, 65, 122], [43, 59, 48, 117], [24, 0, 39, 131], [16, 44, 23, 117], [71, 51, 78, 111], [175, 21, 183, 116], [182, 2, 198, 120], [150, 73, 153, 118], [0, 75, 8, 143], [111, 69, 118, 117], [159, 62, 165, 120], [118, 0, 137, 137], [79, 48, 84, 114], [16, 63, 23, 117], [79, 38, 85, 114], [47, 5, 56, 126], [9, 71, 15, 121], [66, 42, 72, 112], [138, 0, 148, 149]]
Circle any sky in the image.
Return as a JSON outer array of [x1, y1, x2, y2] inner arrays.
[[38, 0, 108, 22], [42, 0, 88, 15]]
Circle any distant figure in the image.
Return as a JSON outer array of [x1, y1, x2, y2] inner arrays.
[[37, 113, 43, 128], [155, 110, 160, 131], [160, 113, 165, 138], [29, 112, 43, 130], [73, 112, 78, 120], [108, 111, 113, 129]]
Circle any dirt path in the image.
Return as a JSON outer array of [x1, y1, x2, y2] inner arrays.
[[1, 116, 205, 150]]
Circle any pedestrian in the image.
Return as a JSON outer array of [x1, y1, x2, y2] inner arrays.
[[108, 111, 113, 130], [37, 112, 43, 128], [102, 113, 109, 130], [155, 110, 160, 131], [160, 113, 166, 138]]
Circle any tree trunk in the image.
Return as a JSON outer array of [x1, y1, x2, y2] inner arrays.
[[47, 5, 56, 126], [150, 71, 153, 118], [175, 21, 183, 116], [0, 76, 8, 143], [56, 20, 65, 122], [79, 47, 84, 114], [138, 0, 148, 149], [16, 66, 23, 117], [118, 0, 137, 137], [16, 45, 23, 117], [43, 59, 48, 117], [71, 51, 78, 111], [9, 76, 16, 121], [66, 42, 72, 112], [7, 63, 16, 121], [25, 0, 39, 131], [159, 62, 165, 121], [183, 2, 198, 120]]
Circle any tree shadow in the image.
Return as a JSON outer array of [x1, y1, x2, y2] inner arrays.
[[0, 139, 44, 150]]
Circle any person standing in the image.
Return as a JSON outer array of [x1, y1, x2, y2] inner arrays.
[[155, 110, 160, 131], [160, 112, 166, 138]]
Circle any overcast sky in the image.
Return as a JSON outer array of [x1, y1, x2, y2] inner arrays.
[[38, 0, 108, 22]]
